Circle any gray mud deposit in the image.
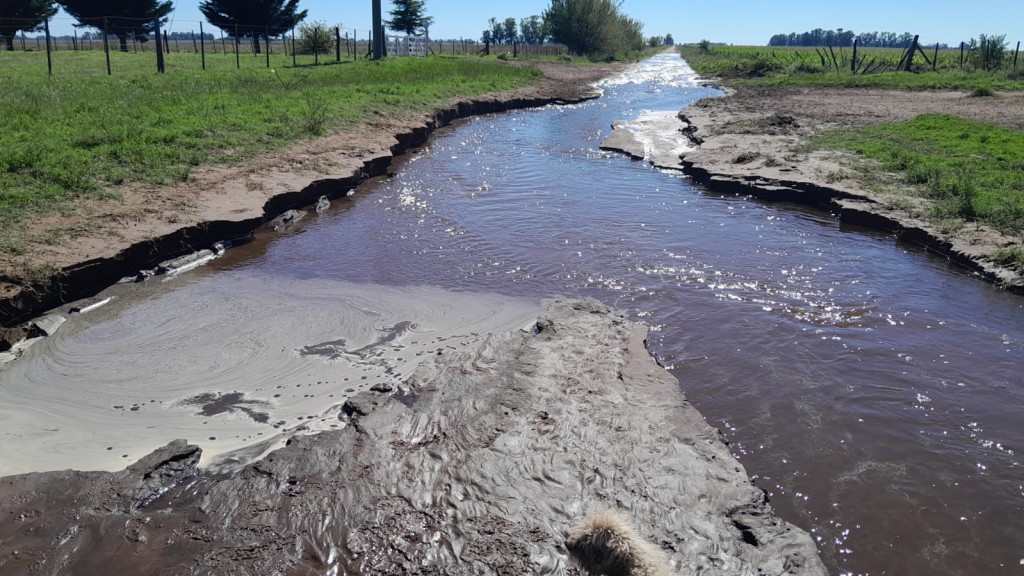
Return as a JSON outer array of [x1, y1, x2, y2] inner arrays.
[[0, 300, 824, 575]]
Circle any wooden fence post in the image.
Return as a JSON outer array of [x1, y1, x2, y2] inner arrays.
[[44, 17, 52, 76], [1014, 41, 1020, 69], [959, 41, 964, 68], [336, 26, 341, 62], [903, 34, 918, 71], [291, 24, 296, 66], [265, 25, 270, 68], [155, 18, 165, 73], [932, 43, 938, 71], [313, 26, 319, 64], [234, 24, 239, 68], [200, 22, 206, 70], [851, 37, 858, 73], [103, 18, 111, 75]]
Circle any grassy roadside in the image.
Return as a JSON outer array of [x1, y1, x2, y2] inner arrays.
[[0, 51, 543, 257], [678, 45, 1024, 90], [811, 114, 1024, 232], [679, 44, 1024, 272]]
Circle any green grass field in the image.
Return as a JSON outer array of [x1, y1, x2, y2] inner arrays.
[[813, 115, 1024, 237], [678, 44, 1024, 90], [0, 50, 543, 255]]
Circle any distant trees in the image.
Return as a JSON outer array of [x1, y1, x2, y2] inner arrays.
[[0, 0, 56, 50], [542, 0, 643, 57], [645, 34, 674, 48], [388, 0, 429, 35], [199, 0, 306, 53], [519, 15, 544, 45], [58, 0, 171, 52], [765, 28, 948, 49]]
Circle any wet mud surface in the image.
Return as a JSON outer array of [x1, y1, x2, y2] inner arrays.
[[0, 300, 825, 575]]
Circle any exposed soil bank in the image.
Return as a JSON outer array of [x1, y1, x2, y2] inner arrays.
[[0, 62, 616, 327], [0, 299, 826, 575], [676, 85, 1024, 293]]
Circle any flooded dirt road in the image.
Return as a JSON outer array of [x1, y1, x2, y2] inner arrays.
[[1, 53, 1022, 575]]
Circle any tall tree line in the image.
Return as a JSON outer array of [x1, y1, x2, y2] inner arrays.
[[768, 28, 949, 49], [0, 0, 308, 53]]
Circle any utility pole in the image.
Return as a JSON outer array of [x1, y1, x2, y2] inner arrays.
[[372, 0, 383, 59]]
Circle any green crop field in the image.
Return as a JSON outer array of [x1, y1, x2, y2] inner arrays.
[[679, 44, 1024, 90], [0, 50, 543, 256]]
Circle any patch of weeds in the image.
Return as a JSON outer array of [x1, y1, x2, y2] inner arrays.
[[824, 169, 851, 183], [0, 238, 27, 256], [245, 180, 266, 192], [883, 196, 917, 212], [969, 86, 995, 97], [992, 245, 1024, 272], [934, 218, 966, 235], [13, 261, 60, 285], [302, 91, 330, 136], [762, 154, 783, 167], [732, 151, 762, 164]]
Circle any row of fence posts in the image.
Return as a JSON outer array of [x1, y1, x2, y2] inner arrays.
[[808, 34, 1021, 76], [21, 16, 375, 76], [15, 18, 570, 76]]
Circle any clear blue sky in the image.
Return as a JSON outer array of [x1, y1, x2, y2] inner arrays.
[[47, 0, 1023, 46]]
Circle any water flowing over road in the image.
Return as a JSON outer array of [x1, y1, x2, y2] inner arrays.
[[2, 53, 1022, 576]]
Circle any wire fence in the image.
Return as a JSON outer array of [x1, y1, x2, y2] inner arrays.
[[1, 15, 569, 76]]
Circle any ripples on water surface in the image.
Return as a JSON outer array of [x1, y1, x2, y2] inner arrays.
[[2, 53, 1023, 575]]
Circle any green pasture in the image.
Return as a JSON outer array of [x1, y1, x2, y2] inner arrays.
[[679, 44, 1024, 90], [813, 115, 1024, 265], [0, 50, 542, 256]]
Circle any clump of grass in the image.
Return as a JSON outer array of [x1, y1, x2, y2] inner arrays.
[[970, 86, 995, 97], [992, 245, 1024, 272]]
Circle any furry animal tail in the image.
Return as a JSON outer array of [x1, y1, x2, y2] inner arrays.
[[565, 510, 672, 576]]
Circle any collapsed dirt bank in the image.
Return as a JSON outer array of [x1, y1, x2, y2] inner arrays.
[[0, 299, 826, 575], [0, 61, 618, 327], [677, 85, 1024, 292]]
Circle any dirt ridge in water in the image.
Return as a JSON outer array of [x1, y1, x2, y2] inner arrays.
[[0, 62, 618, 327], [0, 299, 826, 575]]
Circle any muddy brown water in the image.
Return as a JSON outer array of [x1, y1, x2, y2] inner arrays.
[[2, 54, 1022, 575]]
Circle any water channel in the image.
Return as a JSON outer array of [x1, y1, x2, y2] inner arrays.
[[1, 53, 1022, 575]]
